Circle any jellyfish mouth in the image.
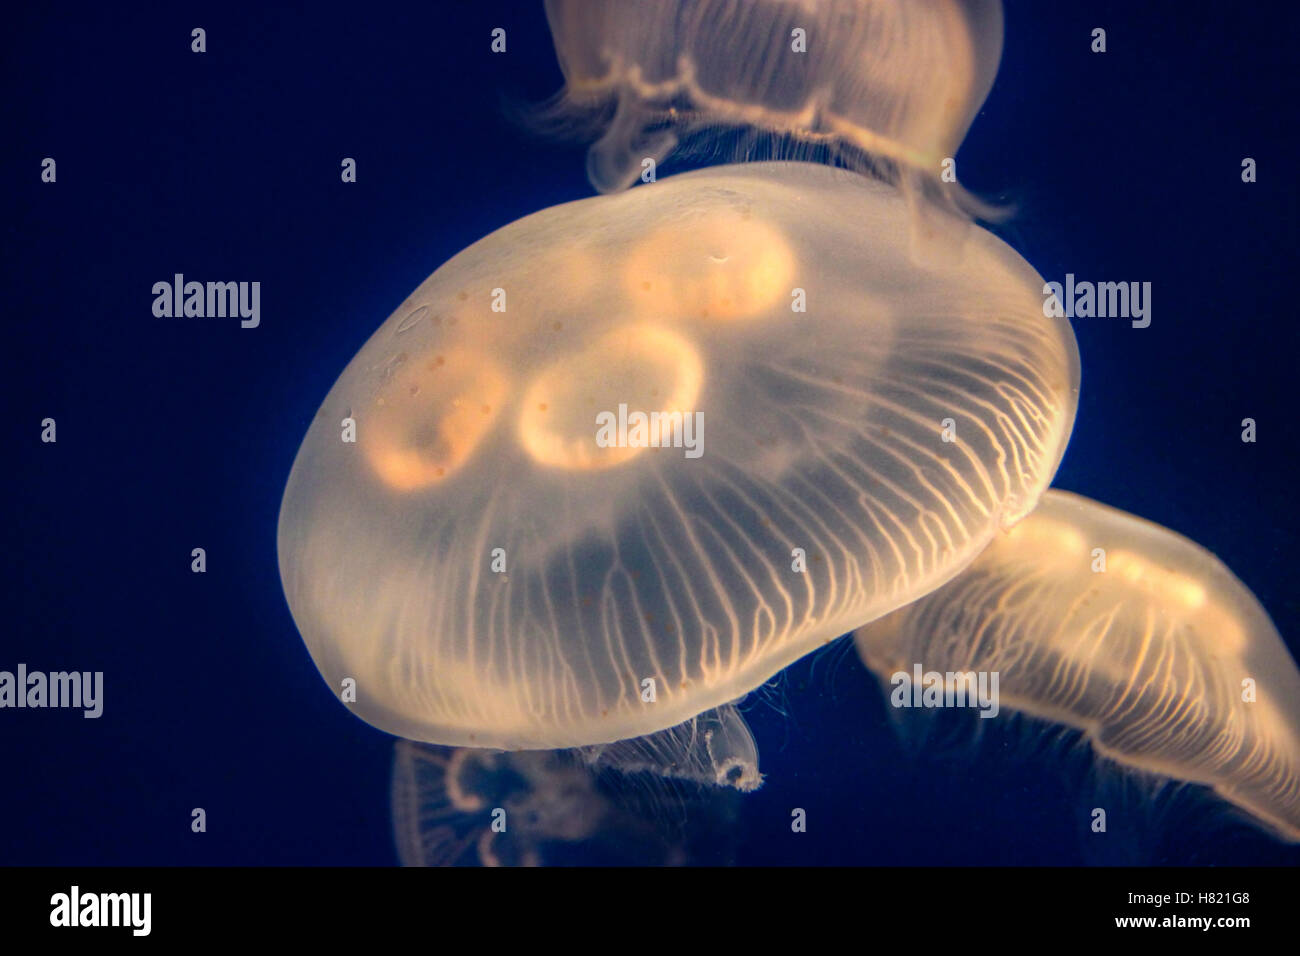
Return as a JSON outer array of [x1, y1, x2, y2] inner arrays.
[[362, 348, 510, 491], [516, 321, 704, 470]]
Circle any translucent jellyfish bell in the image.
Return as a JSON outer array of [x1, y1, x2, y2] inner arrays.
[[854, 489, 1300, 841], [392, 736, 744, 866], [276, 160, 1079, 751], [391, 746, 600, 866], [543, 0, 1003, 220]]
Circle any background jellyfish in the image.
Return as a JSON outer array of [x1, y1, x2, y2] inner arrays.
[[276, 160, 1079, 753], [541, 0, 1005, 255], [392, 745, 594, 866], [854, 490, 1300, 842], [391, 716, 749, 866], [543, 0, 1001, 196]]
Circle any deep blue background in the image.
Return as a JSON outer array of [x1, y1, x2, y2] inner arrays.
[[5, 1, 1298, 865]]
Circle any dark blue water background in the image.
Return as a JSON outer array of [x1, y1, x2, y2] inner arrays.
[[5, 1, 1298, 864]]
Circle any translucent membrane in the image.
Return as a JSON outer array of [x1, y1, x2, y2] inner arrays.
[[855, 490, 1300, 842], [545, 0, 1003, 199], [579, 702, 762, 791], [277, 161, 1079, 750]]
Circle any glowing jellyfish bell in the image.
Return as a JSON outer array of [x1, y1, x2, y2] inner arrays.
[[543, 0, 1005, 254], [854, 490, 1300, 842], [276, 160, 1079, 752]]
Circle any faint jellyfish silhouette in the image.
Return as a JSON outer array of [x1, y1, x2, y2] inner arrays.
[[542, 0, 1005, 255], [392, 705, 751, 865], [276, 161, 1079, 753], [854, 489, 1300, 842], [392, 746, 598, 866]]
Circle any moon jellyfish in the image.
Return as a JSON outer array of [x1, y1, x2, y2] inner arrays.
[[392, 746, 597, 866], [854, 489, 1300, 841], [391, 707, 750, 865], [542, 0, 1004, 256], [277, 160, 1079, 751]]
